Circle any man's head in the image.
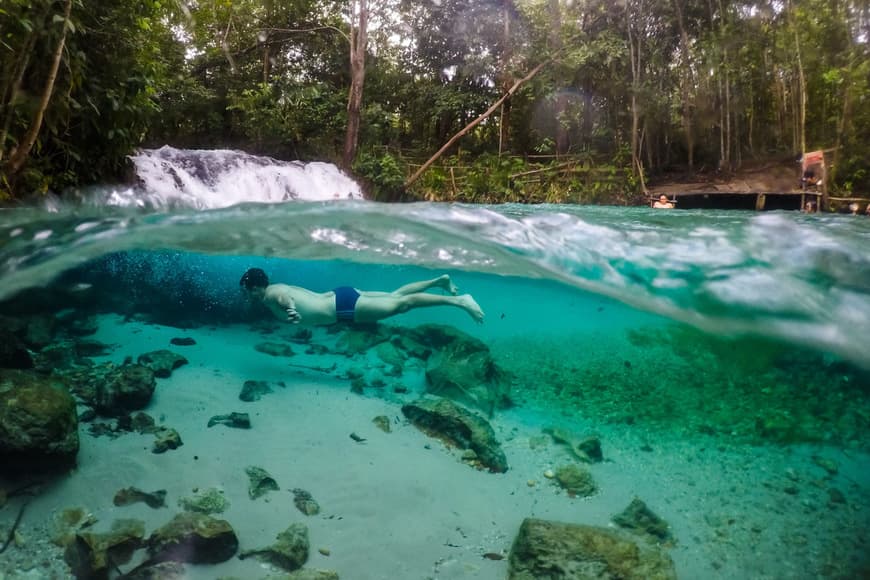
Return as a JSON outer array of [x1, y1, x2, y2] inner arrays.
[[659, 195, 668, 203], [240, 268, 269, 292]]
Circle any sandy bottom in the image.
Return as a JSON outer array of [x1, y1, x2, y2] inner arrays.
[[2, 314, 869, 579]]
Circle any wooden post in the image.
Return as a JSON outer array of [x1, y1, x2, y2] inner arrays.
[[449, 167, 458, 199], [755, 193, 766, 211]]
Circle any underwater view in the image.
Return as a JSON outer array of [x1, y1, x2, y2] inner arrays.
[[1, 150, 869, 579]]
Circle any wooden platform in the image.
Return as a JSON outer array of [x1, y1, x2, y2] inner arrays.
[[654, 190, 823, 211]]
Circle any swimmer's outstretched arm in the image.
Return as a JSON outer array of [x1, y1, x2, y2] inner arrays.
[[275, 290, 301, 323]]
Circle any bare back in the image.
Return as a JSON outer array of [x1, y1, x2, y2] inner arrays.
[[262, 284, 337, 325]]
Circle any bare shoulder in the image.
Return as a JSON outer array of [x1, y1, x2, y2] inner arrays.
[[266, 284, 322, 300]]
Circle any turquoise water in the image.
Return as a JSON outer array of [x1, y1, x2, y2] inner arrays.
[[0, 201, 869, 578]]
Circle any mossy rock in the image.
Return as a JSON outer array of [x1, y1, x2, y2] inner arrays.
[[508, 518, 676, 580], [0, 369, 79, 473]]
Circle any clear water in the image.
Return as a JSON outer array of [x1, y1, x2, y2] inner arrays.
[[1, 188, 869, 577]]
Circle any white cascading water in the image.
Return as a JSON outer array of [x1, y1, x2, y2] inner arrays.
[[105, 146, 363, 209]]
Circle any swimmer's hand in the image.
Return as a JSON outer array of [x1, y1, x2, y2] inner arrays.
[[286, 307, 301, 324]]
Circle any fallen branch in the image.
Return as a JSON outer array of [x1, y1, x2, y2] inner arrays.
[[405, 58, 552, 188], [0, 500, 28, 554]]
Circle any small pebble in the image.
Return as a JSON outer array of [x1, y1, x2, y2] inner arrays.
[[543, 469, 555, 479], [527, 479, 536, 487], [319, 547, 331, 556]]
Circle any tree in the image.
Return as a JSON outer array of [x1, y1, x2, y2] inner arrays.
[[343, 0, 369, 169]]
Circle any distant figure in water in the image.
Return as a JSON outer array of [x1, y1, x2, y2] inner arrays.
[[849, 202, 860, 215], [865, 203, 870, 216], [803, 201, 816, 213], [239, 268, 484, 325], [653, 194, 675, 209]]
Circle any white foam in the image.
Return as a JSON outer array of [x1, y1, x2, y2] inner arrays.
[[120, 146, 363, 209]]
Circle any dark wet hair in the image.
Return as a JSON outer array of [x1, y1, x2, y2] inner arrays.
[[240, 268, 269, 290]]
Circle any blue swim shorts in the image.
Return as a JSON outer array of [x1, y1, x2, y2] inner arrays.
[[333, 286, 360, 322]]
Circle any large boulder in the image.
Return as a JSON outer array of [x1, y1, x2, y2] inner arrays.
[[401, 398, 508, 473], [137, 349, 188, 378], [0, 369, 79, 474], [410, 324, 510, 416], [147, 512, 238, 564], [95, 364, 156, 416], [508, 518, 676, 580], [64, 519, 146, 580]]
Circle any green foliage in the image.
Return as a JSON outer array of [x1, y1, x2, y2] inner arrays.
[[1, 0, 169, 194], [1, 0, 868, 202], [353, 151, 405, 201], [227, 82, 345, 158]]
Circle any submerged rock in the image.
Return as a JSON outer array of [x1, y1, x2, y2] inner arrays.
[[508, 518, 676, 580], [170, 337, 196, 346], [95, 363, 156, 416], [372, 415, 391, 433], [0, 369, 79, 474], [239, 380, 285, 402], [147, 512, 238, 564], [401, 398, 508, 473], [375, 341, 406, 368], [137, 349, 188, 378], [239, 522, 309, 571], [554, 464, 597, 497], [411, 324, 510, 417], [113, 487, 167, 509], [292, 488, 321, 515], [178, 487, 229, 514], [65, 314, 99, 337], [246, 466, 280, 500], [544, 427, 604, 463], [64, 518, 146, 579], [612, 498, 673, 542], [152, 428, 183, 454], [207, 412, 251, 429], [50, 507, 98, 548], [254, 342, 296, 358], [32, 341, 81, 373], [334, 326, 391, 356]]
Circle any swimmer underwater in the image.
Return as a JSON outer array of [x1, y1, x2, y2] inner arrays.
[[239, 268, 484, 325]]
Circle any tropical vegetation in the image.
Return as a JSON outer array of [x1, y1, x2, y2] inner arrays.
[[1, 0, 868, 201]]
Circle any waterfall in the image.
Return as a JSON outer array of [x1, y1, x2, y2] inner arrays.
[[103, 146, 364, 209]]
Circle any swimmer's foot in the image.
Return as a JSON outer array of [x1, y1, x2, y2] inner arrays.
[[437, 274, 459, 295], [458, 294, 484, 323]]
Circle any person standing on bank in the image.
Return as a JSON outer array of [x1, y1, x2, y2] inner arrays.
[[239, 268, 484, 325]]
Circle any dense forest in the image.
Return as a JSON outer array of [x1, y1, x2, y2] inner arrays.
[[0, 0, 868, 202]]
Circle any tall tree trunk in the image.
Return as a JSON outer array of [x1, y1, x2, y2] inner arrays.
[[549, 0, 568, 156], [342, 0, 368, 170], [0, 32, 38, 164], [672, 0, 694, 170], [626, 0, 645, 190], [788, 0, 807, 154], [498, 0, 514, 156], [719, 0, 731, 169], [5, 0, 72, 177]]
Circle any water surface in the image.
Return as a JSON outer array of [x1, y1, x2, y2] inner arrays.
[[0, 151, 868, 579]]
